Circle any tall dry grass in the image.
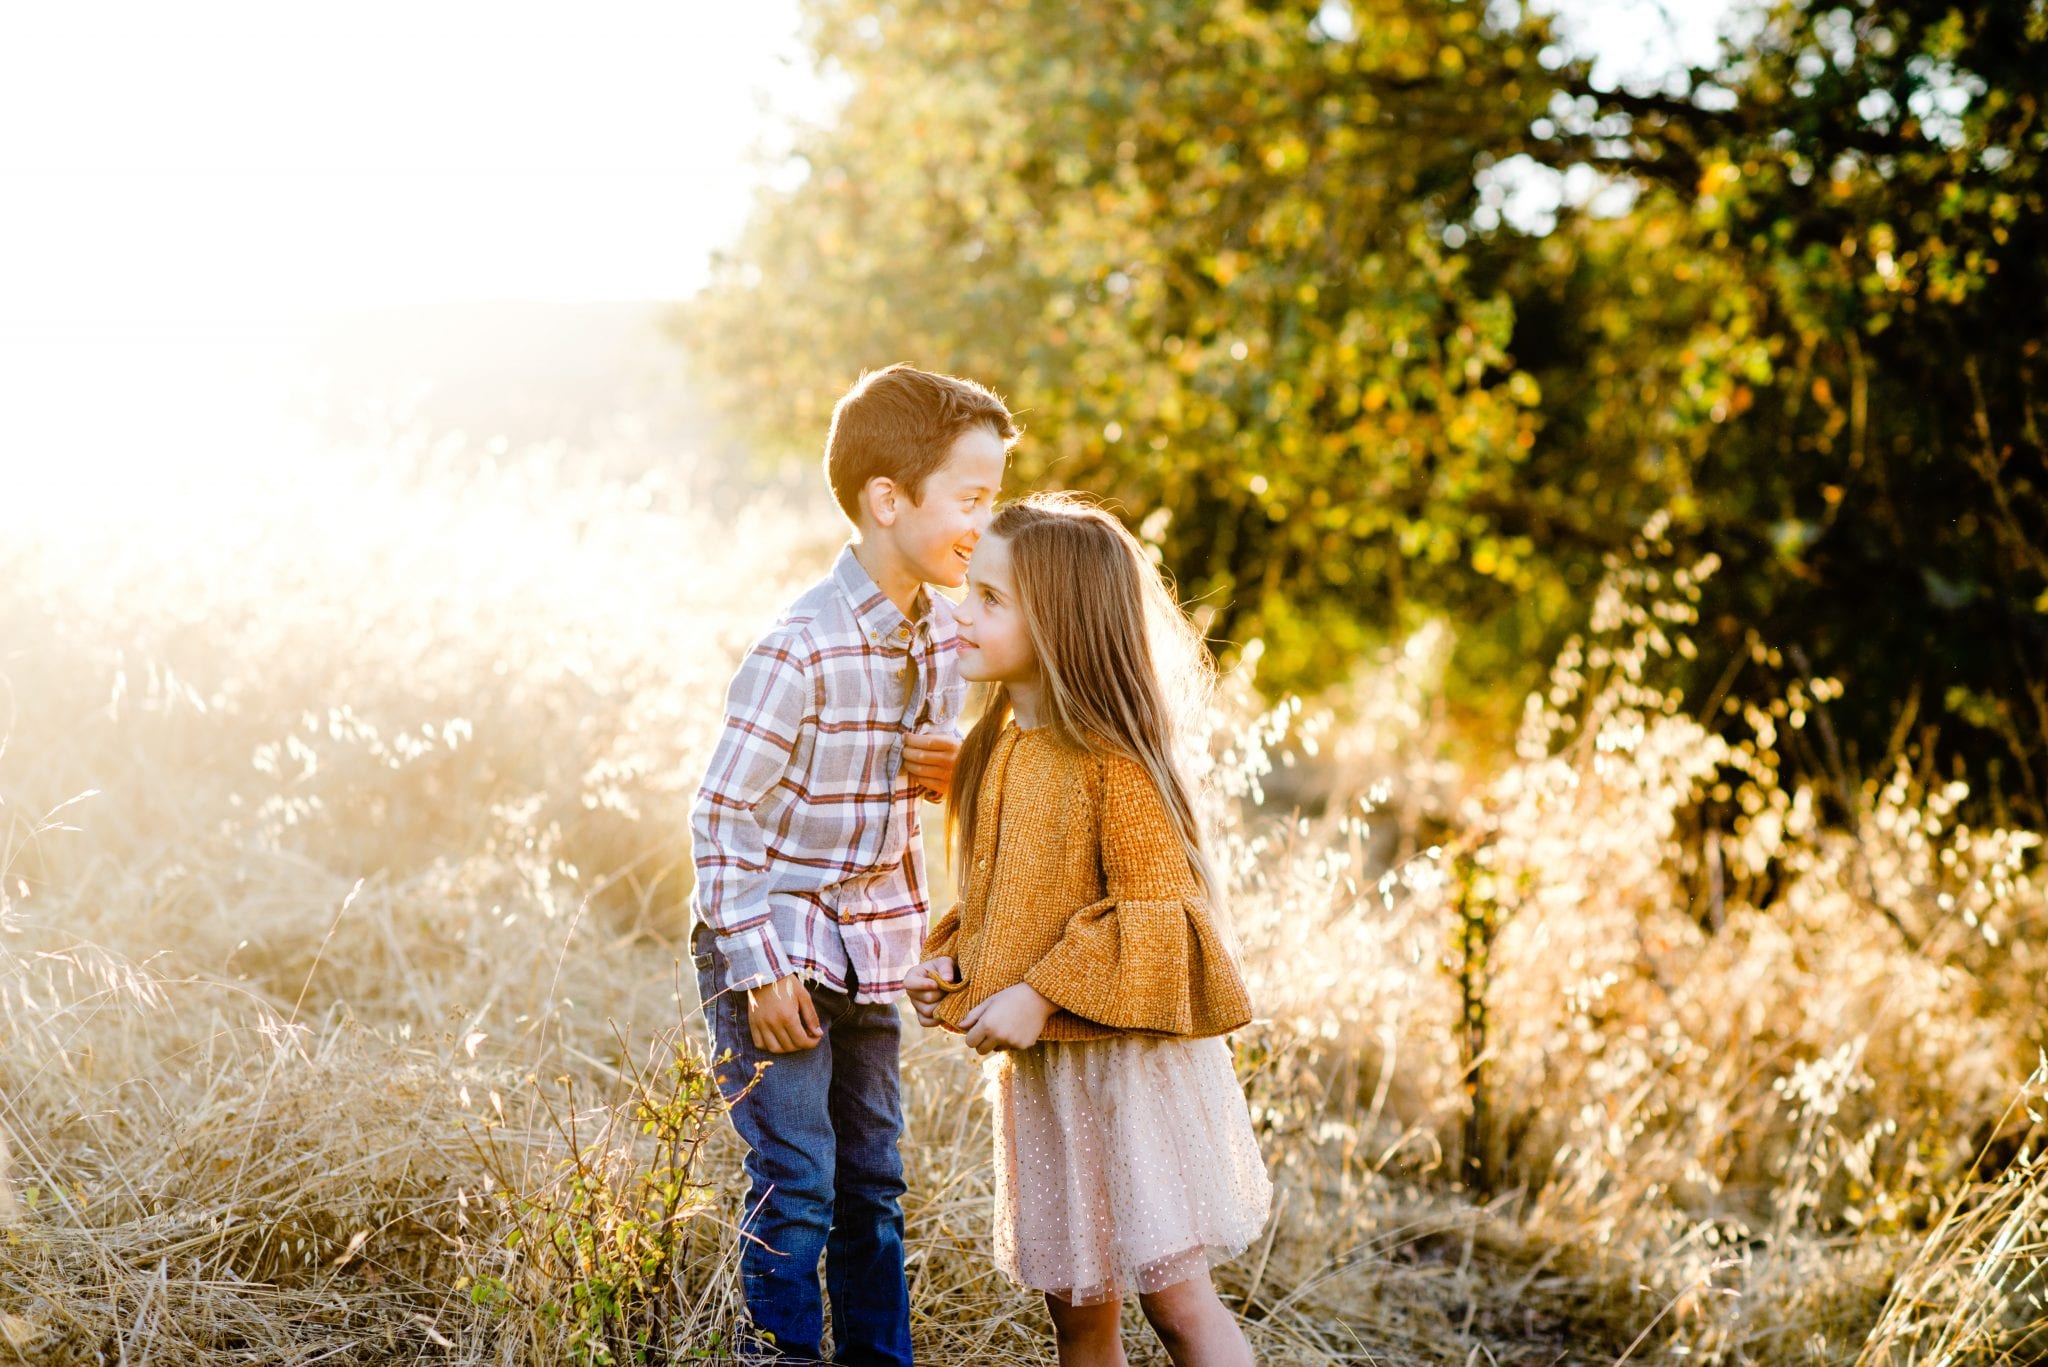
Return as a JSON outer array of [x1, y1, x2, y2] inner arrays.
[[2, 449, 2043, 1365]]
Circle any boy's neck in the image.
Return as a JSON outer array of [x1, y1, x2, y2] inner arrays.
[[849, 538, 924, 618]]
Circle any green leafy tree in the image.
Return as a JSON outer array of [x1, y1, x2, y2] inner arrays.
[[1518, 0, 2048, 816], [676, 0, 2048, 818], [678, 0, 1578, 686]]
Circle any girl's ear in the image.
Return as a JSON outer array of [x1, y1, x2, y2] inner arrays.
[[863, 476, 899, 528]]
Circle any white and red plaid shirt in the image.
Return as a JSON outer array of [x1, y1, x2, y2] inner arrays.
[[690, 546, 966, 1002]]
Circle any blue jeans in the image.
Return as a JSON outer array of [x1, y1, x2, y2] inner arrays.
[[695, 941, 913, 1366]]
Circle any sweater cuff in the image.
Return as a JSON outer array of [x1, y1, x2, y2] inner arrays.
[[923, 901, 964, 961]]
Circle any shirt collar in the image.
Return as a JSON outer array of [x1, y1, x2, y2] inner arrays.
[[833, 544, 930, 649]]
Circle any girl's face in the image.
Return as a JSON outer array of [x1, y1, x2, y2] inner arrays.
[[953, 533, 1037, 686]]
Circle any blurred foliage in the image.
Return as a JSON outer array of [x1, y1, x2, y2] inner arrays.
[[1512, 0, 2048, 823], [674, 0, 2048, 821]]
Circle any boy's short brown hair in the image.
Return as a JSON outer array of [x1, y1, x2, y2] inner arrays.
[[824, 364, 1020, 521]]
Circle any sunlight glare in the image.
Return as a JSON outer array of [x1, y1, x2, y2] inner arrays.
[[2, 0, 829, 504]]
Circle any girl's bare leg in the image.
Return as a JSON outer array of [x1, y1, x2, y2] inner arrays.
[[1045, 1291, 1127, 1367], [1136, 1274, 1254, 1367]]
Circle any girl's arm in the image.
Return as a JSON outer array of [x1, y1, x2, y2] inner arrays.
[[1020, 756, 1248, 1035], [922, 900, 965, 961]]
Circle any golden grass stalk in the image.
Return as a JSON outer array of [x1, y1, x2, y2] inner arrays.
[[1, 451, 2041, 1363]]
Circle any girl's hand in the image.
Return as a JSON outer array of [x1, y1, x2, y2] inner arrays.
[[903, 957, 961, 1027], [961, 983, 1057, 1055]]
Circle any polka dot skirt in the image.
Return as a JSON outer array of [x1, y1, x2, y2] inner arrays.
[[984, 1033, 1273, 1306]]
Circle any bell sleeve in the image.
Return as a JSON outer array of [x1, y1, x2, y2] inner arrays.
[[1022, 755, 1249, 1035]]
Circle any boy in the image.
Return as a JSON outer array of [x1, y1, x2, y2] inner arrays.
[[690, 364, 1017, 1365]]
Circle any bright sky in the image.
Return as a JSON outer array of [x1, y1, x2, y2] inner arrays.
[[0, 0, 1733, 499], [0, 0, 1732, 326], [0, 0, 826, 326], [1544, 0, 1735, 89]]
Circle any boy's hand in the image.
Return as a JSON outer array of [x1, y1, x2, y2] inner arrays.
[[902, 732, 961, 802], [961, 983, 1057, 1056], [903, 956, 961, 1027], [747, 974, 823, 1053]]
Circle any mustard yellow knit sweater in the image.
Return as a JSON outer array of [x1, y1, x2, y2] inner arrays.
[[922, 723, 1252, 1041]]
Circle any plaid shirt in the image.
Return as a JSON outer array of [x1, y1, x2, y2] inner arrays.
[[690, 546, 966, 1003]]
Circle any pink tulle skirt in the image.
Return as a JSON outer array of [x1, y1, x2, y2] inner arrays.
[[984, 1032, 1272, 1306]]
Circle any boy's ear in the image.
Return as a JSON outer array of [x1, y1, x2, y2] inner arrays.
[[863, 476, 900, 528]]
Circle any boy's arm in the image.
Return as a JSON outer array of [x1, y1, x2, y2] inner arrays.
[[690, 634, 812, 995]]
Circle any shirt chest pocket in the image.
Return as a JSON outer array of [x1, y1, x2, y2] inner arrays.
[[922, 676, 967, 734]]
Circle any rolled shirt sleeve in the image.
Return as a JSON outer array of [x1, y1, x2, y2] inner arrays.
[[689, 635, 811, 994]]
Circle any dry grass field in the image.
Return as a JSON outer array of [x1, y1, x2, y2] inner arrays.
[[3, 444, 2044, 1364]]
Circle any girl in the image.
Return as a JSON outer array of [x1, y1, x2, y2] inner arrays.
[[905, 494, 1270, 1367]]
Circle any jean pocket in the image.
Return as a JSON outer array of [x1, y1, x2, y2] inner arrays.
[[694, 961, 725, 1018], [691, 951, 730, 1035], [691, 934, 723, 988]]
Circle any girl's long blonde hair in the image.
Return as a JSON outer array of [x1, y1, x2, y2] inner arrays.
[[946, 493, 1221, 908]]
